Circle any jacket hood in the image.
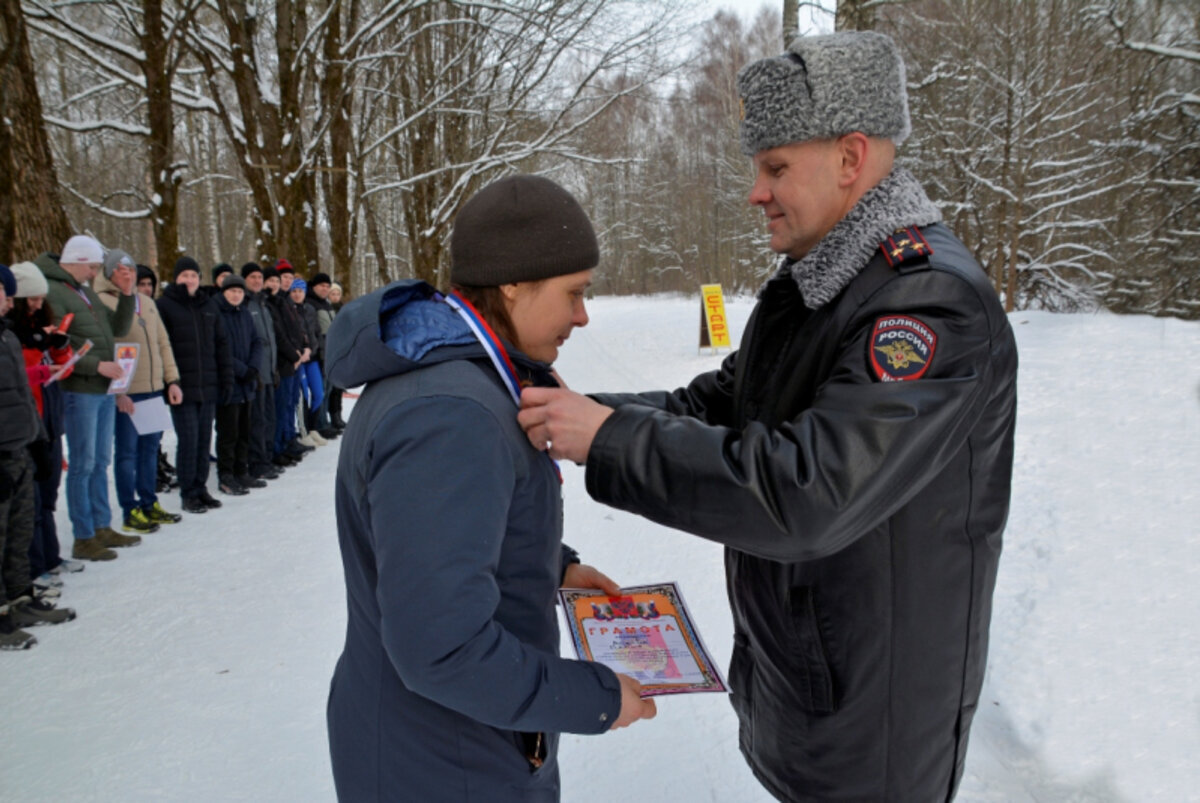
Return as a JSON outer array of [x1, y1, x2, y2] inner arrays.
[[35, 252, 77, 287], [326, 279, 488, 389], [93, 270, 119, 297]]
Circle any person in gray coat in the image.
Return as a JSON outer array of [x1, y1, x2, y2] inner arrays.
[[324, 176, 656, 802]]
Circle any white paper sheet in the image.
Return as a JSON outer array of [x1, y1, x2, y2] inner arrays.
[[130, 395, 174, 435]]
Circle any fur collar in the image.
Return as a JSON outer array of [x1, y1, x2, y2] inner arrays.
[[768, 168, 942, 309]]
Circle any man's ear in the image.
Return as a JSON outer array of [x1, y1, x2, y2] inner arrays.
[[837, 132, 870, 187]]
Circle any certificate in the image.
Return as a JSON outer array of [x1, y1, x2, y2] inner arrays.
[[559, 582, 728, 697], [108, 343, 140, 394]]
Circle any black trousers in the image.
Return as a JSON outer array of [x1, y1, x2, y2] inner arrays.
[[0, 450, 35, 601], [171, 400, 216, 500], [30, 436, 63, 577], [216, 401, 252, 478], [248, 383, 275, 475]]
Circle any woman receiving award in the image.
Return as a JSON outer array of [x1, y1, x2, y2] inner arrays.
[[324, 175, 656, 802]]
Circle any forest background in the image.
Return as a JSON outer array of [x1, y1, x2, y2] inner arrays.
[[0, 0, 1196, 318]]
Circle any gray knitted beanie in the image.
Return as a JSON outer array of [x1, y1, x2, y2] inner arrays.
[[450, 175, 599, 286], [738, 30, 910, 156], [103, 248, 136, 279]]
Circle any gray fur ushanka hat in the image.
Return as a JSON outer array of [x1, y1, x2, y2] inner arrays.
[[737, 30, 911, 156]]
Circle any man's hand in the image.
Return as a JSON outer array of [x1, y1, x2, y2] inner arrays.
[[167, 384, 183, 405], [611, 674, 657, 730], [112, 267, 135, 295], [116, 395, 135, 415], [97, 361, 124, 380], [517, 387, 613, 465], [562, 563, 620, 596]]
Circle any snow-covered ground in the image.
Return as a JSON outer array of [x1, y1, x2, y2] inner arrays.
[[2, 295, 1197, 802]]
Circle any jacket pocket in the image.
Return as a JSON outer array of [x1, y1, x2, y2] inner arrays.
[[728, 632, 755, 753], [786, 586, 838, 714]]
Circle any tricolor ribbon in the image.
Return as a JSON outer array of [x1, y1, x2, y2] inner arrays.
[[441, 290, 562, 483]]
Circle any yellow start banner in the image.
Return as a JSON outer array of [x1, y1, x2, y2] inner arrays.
[[699, 284, 732, 349]]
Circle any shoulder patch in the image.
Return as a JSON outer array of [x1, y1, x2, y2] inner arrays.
[[869, 315, 936, 382], [880, 226, 933, 270]]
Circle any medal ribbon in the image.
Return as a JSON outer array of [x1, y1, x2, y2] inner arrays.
[[441, 290, 562, 483]]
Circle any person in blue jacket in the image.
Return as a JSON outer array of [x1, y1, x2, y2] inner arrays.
[[325, 175, 657, 802]]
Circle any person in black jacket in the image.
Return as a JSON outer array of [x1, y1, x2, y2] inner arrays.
[[157, 257, 233, 514], [518, 31, 1018, 803], [213, 274, 264, 495], [264, 265, 309, 464], [240, 263, 281, 481]]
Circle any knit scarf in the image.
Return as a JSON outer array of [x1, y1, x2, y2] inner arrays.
[[769, 168, 942, 309]]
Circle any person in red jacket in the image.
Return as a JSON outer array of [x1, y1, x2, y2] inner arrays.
[[4, 262, 81, 592]]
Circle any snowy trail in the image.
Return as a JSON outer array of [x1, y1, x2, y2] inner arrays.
[[1, 297, 1197, 802]]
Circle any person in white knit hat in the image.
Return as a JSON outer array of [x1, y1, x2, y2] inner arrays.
[[36, 236, 142, 562]]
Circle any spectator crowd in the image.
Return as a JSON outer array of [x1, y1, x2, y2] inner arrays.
[[0, 236, 345, 650]]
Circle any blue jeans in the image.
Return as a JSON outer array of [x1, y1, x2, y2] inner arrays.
[[114, 391, 163, 517], [63, 391, 116, 541]]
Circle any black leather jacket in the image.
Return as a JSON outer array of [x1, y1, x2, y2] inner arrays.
[[587, 223, 1018, 802]]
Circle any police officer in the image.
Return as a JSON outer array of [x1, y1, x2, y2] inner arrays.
[[518, 31, 1018, 802]]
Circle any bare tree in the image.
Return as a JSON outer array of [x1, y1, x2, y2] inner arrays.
[[23, 0, 206, 269], [0, 3, 70, 260]]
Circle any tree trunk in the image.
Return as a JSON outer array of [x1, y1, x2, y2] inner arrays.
[[782, 0, 798, 47], [321, 0, 356, 289], [142, 0, 182, 270], [0, 4, 71, 261], [836, 0, 876, 31]]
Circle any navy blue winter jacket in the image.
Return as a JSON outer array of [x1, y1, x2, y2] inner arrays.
[[325, 280, 621, 802], [214, 294, 264, 404]]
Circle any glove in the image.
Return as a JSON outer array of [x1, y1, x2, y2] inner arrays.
[[29, 439, 54, 483], [22, 328, 51, 351], [244, 368, 259, 389], [220, 386, 234, 406]]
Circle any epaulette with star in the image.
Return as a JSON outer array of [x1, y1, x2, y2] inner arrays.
[[880, 226, 933, 272]]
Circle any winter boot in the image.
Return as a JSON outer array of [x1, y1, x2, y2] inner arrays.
[[144, 501, 183, 524], [0, 607, 37, 650], [9, 595, 76, 627], [182, 495, 209, 514], [96, 527, 141, 549], [72, 537, 117, 562], [123, 508, 160, 534], [218, 475, 249, 496], [198, 490, 223, 509], [236, 474, 267, 489]]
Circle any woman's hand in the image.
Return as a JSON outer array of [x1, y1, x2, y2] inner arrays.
[[562, 563, 620, 596]]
